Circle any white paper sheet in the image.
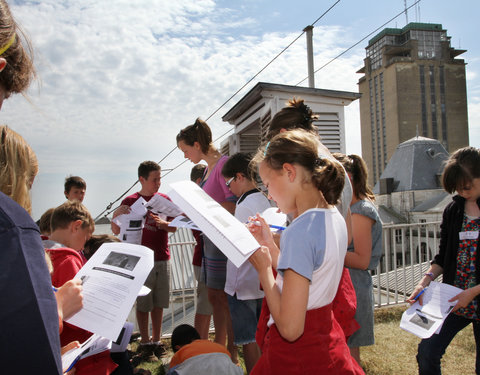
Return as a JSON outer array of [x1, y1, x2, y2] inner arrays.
[[116, 198, 147, 244], [169, 180, 260, 267], [143, 194, 183, 217], [66, 242, 153, 341], [62, 333, 111, 372], [400, 281, 463, 339], [168, 215, 200, 230]]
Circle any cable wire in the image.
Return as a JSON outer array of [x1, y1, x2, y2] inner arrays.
[[295, 0, 422, 86], [93, 1, 342, 221]]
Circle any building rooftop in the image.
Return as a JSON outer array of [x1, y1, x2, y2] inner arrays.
[[374, 136, 449, 194], [222, 82, 360, 123], [368, 22, 443, 46]]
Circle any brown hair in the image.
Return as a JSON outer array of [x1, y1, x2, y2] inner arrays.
[[176, 118, 213, 154], [50, 200, 94, 232], [64, 175, 86, 194], [138, 160, 160, 179], [333, 153, 375, 201], [38, 207, 55, 235], [83, 234, 120, 260], [0, 0, 35, 95], [442, 146, 480, 194], [253, 129, 344, 205], [190, 164, 206, 182], [267, 98, 317, 140], [0, 125, 38, 213]]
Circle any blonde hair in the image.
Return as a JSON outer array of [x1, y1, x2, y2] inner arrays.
[[253, 129, 345, 205], [0, 125, 38, 213]]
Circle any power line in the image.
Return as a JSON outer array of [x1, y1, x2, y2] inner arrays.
[[295, 0, 422, 86], [93, 1, 342, 222]]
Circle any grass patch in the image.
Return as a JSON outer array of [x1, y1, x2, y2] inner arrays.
[[362, 305, 476, 375], [131, 305, 476, 374]]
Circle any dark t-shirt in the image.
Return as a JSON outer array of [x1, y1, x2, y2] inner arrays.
[[121, 192, 171, 261]]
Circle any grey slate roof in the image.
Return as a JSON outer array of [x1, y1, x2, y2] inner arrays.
[[374, 136, 449, 194], [411, 191, 452, 212]]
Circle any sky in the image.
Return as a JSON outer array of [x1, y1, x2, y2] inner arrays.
[[1, 0, 479, 221]]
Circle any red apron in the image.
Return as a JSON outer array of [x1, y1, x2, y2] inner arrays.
[[252, 303, 364, 375]]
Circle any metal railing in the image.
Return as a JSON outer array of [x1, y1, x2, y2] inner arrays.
[[148, 222, 443, 336], [373, 221, 442, 307]]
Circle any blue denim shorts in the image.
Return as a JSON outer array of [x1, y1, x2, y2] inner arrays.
[[227, 294, 263, 345]]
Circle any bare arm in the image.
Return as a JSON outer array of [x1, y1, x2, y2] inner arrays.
[[344, 213, 374, 270], [406, 263, 444, 305], [249, 248, 309, 342], [221, 200, 236, 215], [111, 205, 131, 235], [149, 213, 176, 233]]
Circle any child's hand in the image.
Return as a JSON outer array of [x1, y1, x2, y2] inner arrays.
[[407, 284, 425, 305], [249, 246, 273, 273], [449, 288, 477, 312], [113, 205, 131, 218], [247, 214, 273, 246], [55, 279, 83, 321]]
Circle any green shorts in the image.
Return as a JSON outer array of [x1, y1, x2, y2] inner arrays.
[[136, 260, 170, 312]]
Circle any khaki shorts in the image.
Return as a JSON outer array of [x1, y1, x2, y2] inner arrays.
[[136, 260, 170, 312], [194, 265, 213, 316]]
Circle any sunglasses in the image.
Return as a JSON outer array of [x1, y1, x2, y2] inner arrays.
[[225, 176, 235, 187]]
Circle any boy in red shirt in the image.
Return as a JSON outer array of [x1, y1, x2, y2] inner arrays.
[[45, 200, 118, 375], [112, 161, 176, 359]]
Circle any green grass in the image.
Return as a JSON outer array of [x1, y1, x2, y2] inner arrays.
[[131, 305, 476, 374]]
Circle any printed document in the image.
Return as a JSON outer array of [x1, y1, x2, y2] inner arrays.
[[169, 180, 260, 267], [116, 197, 148, 244], [400, 281, 463, 338], [62, 334, 111, 373], [169, 215, 200, 230], [66, 242, 153, 341], [143, 193, 183, 217]]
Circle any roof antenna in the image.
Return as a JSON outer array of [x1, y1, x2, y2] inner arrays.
[[416, 124, 419, 138], [404, 0, 409, 25]]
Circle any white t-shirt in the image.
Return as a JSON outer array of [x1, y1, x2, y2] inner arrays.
[[268, 207, 347, 326], [224, 190, 272, 300]]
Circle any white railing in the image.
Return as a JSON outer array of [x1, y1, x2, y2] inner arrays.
[[373, 221, 442, 307]]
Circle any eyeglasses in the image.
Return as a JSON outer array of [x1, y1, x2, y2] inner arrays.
[[225, 176, 235, 187]]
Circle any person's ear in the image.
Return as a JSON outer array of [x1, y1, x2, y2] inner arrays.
[[282, 163, 296, 182], [70, 219, 83, 233], [0, 58, 6, 73], [193, 141, 201, 151], [236, 172, 244, 181], [279, 128, 287, 134]]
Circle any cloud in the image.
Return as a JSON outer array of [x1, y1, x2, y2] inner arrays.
[[3, 0, 479, 219]]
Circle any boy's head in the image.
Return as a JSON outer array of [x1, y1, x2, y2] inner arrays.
[[64, 176, 86, 202], [190, 164, 206, 185], [51, 200, 94, 250], [171, 324, 200, 353], [138, 161, 161, 196], [221, 152, 255, 197], [38, 207, 55, 236], [83, 234, 121, 260]]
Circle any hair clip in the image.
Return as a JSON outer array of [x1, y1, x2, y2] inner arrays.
[[263, 141, 270, 156]]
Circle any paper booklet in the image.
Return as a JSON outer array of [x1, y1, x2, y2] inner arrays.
[[168, 180, 260, 267], [143, 193, 183, 218], [66, 242, 153, 341], [115, 197, 148, 244], [62, 333, 111, 373], [400, 281, 463, 339], [168, 215, 200, 231]]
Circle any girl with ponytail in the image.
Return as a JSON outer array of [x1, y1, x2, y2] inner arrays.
[[247, 129, 363, 374]]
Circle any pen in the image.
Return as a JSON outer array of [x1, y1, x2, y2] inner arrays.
[[413, 287, 426, 301], [249, 220, 286, 231]]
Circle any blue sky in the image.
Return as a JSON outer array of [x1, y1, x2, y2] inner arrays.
[[1, 0, 478, 221]]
